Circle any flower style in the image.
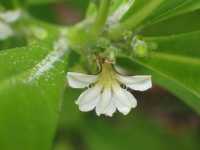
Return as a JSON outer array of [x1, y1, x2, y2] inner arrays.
[[67, 62, 152, 117]]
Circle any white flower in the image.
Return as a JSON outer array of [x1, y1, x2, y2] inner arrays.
[[67, 62, 152, 117], [0, 9, 21, 23], [0, 22, 13, 40], [0, 9, 22, 40]]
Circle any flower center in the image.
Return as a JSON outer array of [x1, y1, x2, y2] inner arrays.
[[97, 63, 118, 88]]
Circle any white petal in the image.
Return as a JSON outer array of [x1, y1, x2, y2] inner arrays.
[[112, 84, 136, 115], [123, 89, 137, 108], [76, 85, 102, 112], [0, 10, 21, 23], [79, 96, 100, 112], [67, 72, 98, 88], [112, 95, 131, 115], [103, 101, 116, 117], [76, 85, 101, 105], [0, 22, 13, 40], [112, 84, 132, 106], [117, 75, 152, 91], [95, 88, 112, 116]]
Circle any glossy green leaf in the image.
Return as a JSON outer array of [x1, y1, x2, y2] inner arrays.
[[118, 31, 200, 114], [147, 0, 200, 25], [120, 0, 185, 29], [138, 0, 198, 24], [109, 0, 200, 39], [0, 41, 68, 150], [144, 31, 200, 58], [109, 0, 164, 39], [123, 0, 200, 27], [141, 10, 200, 36]]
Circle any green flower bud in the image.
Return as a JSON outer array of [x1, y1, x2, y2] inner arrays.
[[131, 36, 148, 57]]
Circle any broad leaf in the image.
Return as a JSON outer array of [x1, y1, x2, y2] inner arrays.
[[145, 31, 200, 58], [147, 0, 200, 25], [109, 0, 200, 39], [118, 31, 200, 114], [141, 10, 200, 36], [123, 0, 200, 28], [0, 41, 69, 150], [109, 0, 164, 39]]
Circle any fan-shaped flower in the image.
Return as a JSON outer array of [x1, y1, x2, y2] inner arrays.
[[0, 22, 13, 40], [0, 9, 21, 23], [0, 9, 21, 40], [67, 62, 152, 117]]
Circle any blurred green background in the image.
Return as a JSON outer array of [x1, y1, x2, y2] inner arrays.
[[0, 0, 200, 150]]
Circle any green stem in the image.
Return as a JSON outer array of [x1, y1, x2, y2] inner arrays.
[[108, 0, 164, 40], [91, 0, 111, 35]]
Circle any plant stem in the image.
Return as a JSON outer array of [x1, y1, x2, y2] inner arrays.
[[91, 0, 111, 35], [108, 0, 164, 40]]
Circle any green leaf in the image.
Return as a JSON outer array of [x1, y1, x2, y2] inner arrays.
[[122, 0, 163, 20], [145, 31, 200, 58], [0, 42, 68, 149], [117, 31, 200, 114], [123, 0, 200, 27], [147, 0, 200, 25], [109, 0, 200, 39], [141, 10, 200, 36], [109, 0, 164, 39]]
